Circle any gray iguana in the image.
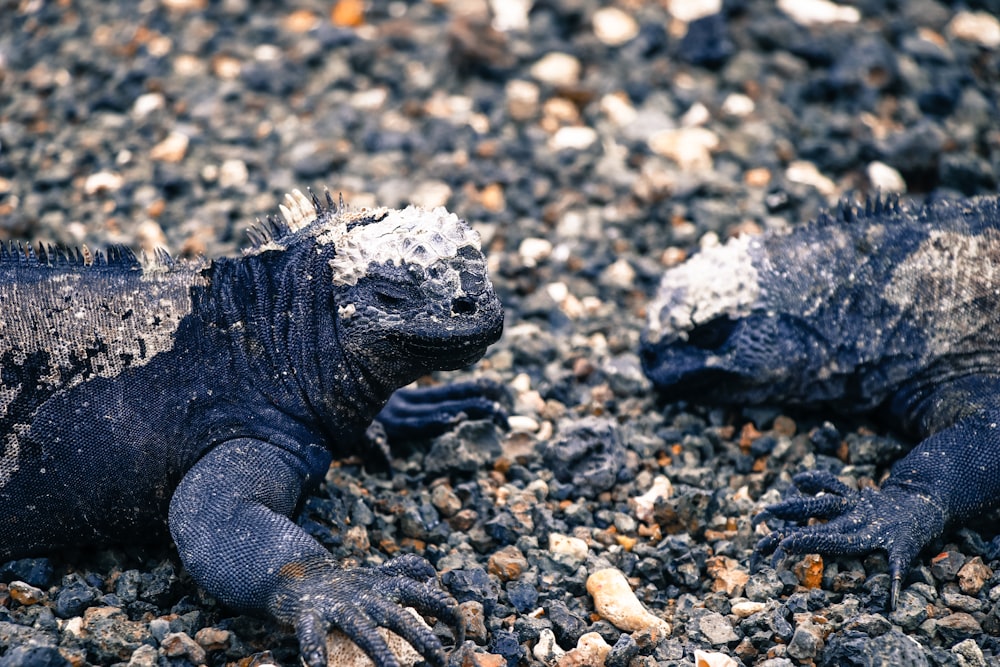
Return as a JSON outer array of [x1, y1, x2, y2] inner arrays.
[[641, 195, 1000, 606], [0, 189, 505, 667]]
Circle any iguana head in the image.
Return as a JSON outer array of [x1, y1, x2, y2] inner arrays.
[[267, 190, 503, 380], [641, 225, 855, 407]]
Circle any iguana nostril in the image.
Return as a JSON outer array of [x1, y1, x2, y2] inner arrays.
[[452, 297, 477, 315]]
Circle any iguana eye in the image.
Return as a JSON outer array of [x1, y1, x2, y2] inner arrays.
[[686, 316, 737, 350], [372, 282, 419, 309]]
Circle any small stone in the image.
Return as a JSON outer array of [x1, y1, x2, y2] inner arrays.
[[488, 545, 528, 582], [127, 644, 158, 667], [694, 650, 738, 667], [132, 92, 165, 118], [194, 627, 231, 652], [410, 180, 452, 209], [785, 160, 837, 196], [161, 632, 207, 665], [600, 93, 636, 126], [533, 628, 566, 664], [730, 600, 766, 618], [592, 7, 639, 46], [284, 9, 320, 33], [549, 126, 598, 151], [519, 237, 553, 267], [957, 557, 992, 596], [549, 533, 589, 561], [218, 159, 249, 188], [786, 625, 822, 660], [160, 0, 206, 11], [9, 581, 45, 605], [430, 485, 462, 517], [791, 554, 824, 589], [936, 612, 982, 644], [648, 127, 719, 171], [586, 568, 670, 637], [599, 258, 636, 290], [630, 475, 673, 523], [150, 131, 190, 163], [325, 608, 429, 667], [947, 11, 1000, 49], [84, 171, 124, 196], [507, 415, 540, 433], [706, 557, 749, 597], [529, 52, 581, 87], [931, 550, 966, 582], [506, 80, 540, 120], [866, 161, 907, 193], [721, 93, 754, 117], [777, 0, 860, 26], [665, 0, 721, 23], [696, 612, 738, 645], [556, 632, 612, 667], [331, 0, 365, 27], [951, 638, 986, 667]]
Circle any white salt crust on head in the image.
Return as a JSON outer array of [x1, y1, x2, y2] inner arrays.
[[646, 233, 761, 344], [278, 189, 481, 287]]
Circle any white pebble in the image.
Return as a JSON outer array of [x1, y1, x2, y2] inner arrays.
[[592, 7, 639, 46], [149, 131, 189, 163], [549, 533, 589, 561], [777, 0, 860, 26], [530, 52, 581, 87], [631, 475, 673, 523], [721, 93, 755, 118], [557, 633, 612, 666], [83, 171, 123, 196], [410, 180, 452, 209], [785, 160, 838, 197], [506, 80, 540, 120], [666, 0, 721, 23], [549, 126, 598, 151], [519, 237, 554, 266], [533, 628, 565, 664], [490, 0, 531, 31], [948, 11, 1000, 49], [132, 92, 165, 118], [218, 159, 249, 188], [694, 650, 738, 667], [507, 415, 540, 433], [586, 568, 671, 636], [648, 127, 719, 171], [599, 93, 637, 126], [866, 161, 907, 193]]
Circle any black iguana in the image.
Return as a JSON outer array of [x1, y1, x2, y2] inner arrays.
[[641, 195, 1000, 607], [0, 189, 504, 667]]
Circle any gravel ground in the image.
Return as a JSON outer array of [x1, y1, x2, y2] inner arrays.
[[2, 0, 1000, 666]]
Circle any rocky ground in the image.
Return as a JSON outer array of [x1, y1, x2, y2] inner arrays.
[[1, 0, 1000, 665]]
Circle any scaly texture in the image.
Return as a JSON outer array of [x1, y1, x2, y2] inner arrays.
[[641, 195, 1000, 608], [0, 190, 504, 667]]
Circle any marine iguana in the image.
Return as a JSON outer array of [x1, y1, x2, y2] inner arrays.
[[640, 194, 1000, 607], [0, 190, 504, 667]]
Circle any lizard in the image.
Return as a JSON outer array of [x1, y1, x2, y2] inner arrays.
[[0, 189, 505, 667], [640, 194, 1000, 608]]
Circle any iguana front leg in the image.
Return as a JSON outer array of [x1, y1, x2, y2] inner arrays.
[[168, 438, 462, 667], [754, 408, 1000, 607]]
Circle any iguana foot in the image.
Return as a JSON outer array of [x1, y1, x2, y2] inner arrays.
[[752, 470, 947, 608], [276, 553, 464, 667], [377, 379, 509, 441]]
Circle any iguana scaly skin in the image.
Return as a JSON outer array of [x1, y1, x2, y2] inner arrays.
[[0, 190, 504, 667], [641, 195, 1000, 607]]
